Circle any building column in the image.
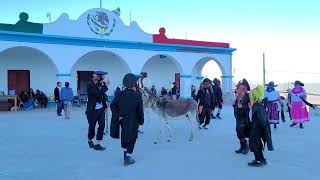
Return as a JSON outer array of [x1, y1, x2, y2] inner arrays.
[[180, 75, 192, 98], [221, 75, 233, 94]]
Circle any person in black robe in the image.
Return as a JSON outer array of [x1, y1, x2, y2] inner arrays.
[[212, 78, 223, 119], [110, 73, 144, 166], [195, 79, 216, 129], [86, 71, 109, 151], [233, 79, 251, 154], [248, 86, 274, 167]]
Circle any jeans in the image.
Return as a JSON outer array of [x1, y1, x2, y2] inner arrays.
[[56, 101, 63, 115]]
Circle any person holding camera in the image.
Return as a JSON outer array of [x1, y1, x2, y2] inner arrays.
[[86, 71, 109, 151]]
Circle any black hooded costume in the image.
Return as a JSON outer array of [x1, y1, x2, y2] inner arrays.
[[110, 73, 144, 155]]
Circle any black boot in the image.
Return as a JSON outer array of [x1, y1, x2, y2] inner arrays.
[[88, 140, 95, 148], [216, 113, 222, 119], [290, 123, 297, 127], [258, 150, 267, 165], [211, 113, 216, 119], [248, 160, 264, 167], [235, 141, 249, 154], [274, 124, 277, 129], [124, 151, 136, 166], [242, 143, 249, 154], [299, 123, 304, 129], [94, 144, 106, 151], [248, 152, 265, 167]]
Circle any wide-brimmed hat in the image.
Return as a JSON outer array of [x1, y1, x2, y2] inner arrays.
[[123, 73, 139, 88], [94, 71, 108, 76], [266, 81, 277, 88], [203, 78, 212, 84], [294, 80, 304, 86], [239, 78, 250, 91]]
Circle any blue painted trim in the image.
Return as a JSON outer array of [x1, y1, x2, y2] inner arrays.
[[195, 76, 205, 80], [56, 73, 71, 77], [221, 75, 233, 78], [0, 31, 236, 55], [180, 75, 192, 78]]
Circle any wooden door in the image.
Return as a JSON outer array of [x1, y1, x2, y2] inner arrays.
[[175, 73, 181, 95], [8, 70, 30, 95]]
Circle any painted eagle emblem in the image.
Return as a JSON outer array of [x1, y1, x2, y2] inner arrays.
[[87, 11, 115, 36]]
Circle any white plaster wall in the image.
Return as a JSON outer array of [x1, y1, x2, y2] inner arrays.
[[43, 8, 152, 42], [71, 50, 131, 95], [0, 46, 58, 96], [0, 41, 233, 98], [141, 56, 183, 93]]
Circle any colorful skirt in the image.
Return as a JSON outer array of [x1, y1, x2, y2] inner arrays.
[[266, 102, 280, 124], [290, 101, 309, 123]]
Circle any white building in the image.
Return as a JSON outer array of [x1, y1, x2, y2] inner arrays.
[[0, 8, 236, 98]]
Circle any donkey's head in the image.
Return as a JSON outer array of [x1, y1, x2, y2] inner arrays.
[[139, 87, 162, 109]]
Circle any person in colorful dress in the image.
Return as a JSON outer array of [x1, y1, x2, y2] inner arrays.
[[288, 81, 309, 129], [264, 81, 282, 129]]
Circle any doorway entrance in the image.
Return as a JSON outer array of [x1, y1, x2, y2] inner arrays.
[[77, 71, 94, 96], [8, 70, 30, 95]]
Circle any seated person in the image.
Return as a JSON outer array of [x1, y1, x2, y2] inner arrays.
[[19, 91, 30, 103], [35, 90, 48, 108], [28, 88, 36, 100]]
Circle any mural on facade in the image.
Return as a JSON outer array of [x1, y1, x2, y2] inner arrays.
[[87, 11, 116, 36]]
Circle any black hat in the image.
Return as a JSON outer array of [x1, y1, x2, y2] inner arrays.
[[203, 78, 212, 84], [266, 81, 277, 88], [123, 73, 138, 88], [294, 80, 304, 86], [239, 78, 250, 91], [94, 71, 108, 76]]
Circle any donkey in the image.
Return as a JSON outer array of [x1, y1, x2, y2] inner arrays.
[[140, 88, 198, 143]]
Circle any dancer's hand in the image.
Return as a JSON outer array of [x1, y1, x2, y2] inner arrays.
[[119, 117, 124, 121]]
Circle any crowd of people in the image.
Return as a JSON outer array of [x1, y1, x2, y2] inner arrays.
[[18, 88, 48, 110], [16, 71, 316, 168], [232, 79, 316, 167]]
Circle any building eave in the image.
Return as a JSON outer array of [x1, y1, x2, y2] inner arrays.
[[0, 31, 236, 55]]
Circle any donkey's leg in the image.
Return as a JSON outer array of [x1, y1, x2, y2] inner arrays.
[[146, 109, 150, 124], [154, 117, 165, 144], [187, 112, 196, 141], [164, 120, 173, 142]]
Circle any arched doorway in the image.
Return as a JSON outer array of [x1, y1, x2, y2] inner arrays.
[[0, 46, 58, 96], [71, 50, 130, 96], [141, 55, 183, 95], [192, 57, 225, 91]]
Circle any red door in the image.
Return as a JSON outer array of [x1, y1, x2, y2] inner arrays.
[[8, 70, 30, 95], [175, 73, 181, 96]]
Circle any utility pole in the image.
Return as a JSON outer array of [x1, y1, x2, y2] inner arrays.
[[100, 0, 102, 8], [263, 53, 266, 86], [46, 12, 51, 23], [130, 10, 132, 24]]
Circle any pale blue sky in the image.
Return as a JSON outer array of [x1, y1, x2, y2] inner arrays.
[[1, 0, 320, 84]]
